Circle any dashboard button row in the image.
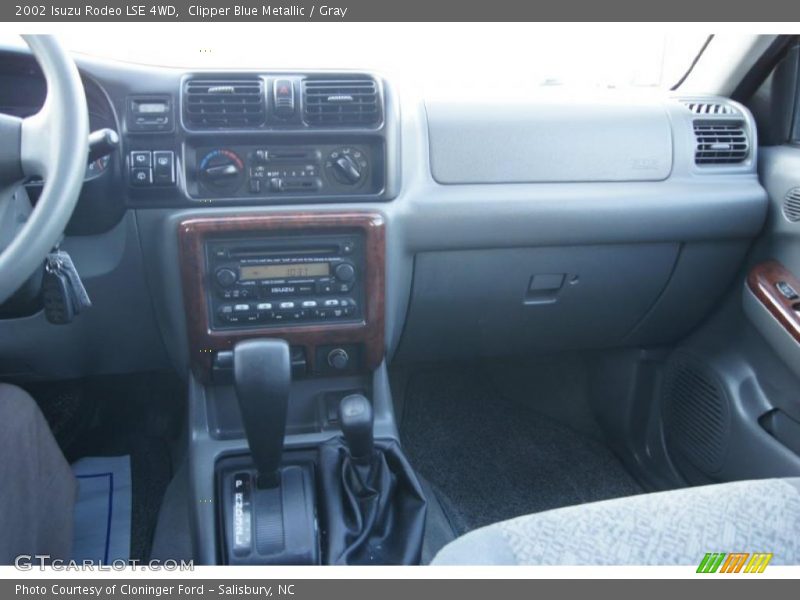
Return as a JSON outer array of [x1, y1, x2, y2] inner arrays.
[[217, 298, 357, 325], [218, 280, 352, 300]]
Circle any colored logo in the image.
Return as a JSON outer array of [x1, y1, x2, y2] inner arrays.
[[697, 552, 773, 573]]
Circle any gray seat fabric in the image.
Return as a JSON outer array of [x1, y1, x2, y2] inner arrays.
[[0, 383, 77, 564], [432, 478, 800, 565]]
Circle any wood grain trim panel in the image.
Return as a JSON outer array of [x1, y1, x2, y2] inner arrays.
[[178, 212, 386, 379], [747, 260, 800, 344]]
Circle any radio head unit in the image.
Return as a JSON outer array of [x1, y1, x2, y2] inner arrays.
[[206, 233, 364, 329]]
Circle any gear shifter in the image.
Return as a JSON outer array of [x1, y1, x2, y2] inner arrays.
[[233, 338, 290, 488], [318, 394, 427, 565], [221, 338, 319, 564], [338, 394, 374, 465]]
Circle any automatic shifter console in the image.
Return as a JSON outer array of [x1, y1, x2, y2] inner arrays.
[[218, 338, 319, 565]]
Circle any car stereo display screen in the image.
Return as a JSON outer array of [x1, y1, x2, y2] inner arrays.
[[240, 263, 330, 280]]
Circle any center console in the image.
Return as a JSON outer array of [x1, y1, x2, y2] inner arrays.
[[167, 72, 424, 566], [178, 210, 426, 565]]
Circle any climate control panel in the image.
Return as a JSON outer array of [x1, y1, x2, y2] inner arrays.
[[187, 142, 382, 200]]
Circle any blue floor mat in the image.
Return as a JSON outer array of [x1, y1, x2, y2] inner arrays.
[[71, 455, 132, 562]]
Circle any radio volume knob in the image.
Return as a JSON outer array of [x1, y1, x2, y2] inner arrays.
[[335, 263, 355, 283], [215, 268, 237, 287]]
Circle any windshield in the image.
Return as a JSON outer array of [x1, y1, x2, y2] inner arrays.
[[1, 25, 711, 92]]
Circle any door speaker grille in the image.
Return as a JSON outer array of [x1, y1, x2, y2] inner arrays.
[[662, 355, 730, 475]]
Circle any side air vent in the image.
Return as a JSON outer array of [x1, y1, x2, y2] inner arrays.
[[302, 77, 380, 126], [784, 188, 800, 222], [693, 122, 750, 165], [184, 78, 265, 128], [662, 354, 730, 476], [683, 101, 739, 116]]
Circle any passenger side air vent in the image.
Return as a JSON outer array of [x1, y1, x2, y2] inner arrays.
[[302, 77, 380, 126], [184, 77, 265, 128], [683, 101, 739, 116], [693, 122, 750, 165], [784, 188, 800, 222]]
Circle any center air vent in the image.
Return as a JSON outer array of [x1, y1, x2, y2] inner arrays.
[[693, 122, 750, 165], [302, 77, 380, 126], [184, 78, 265, 128]]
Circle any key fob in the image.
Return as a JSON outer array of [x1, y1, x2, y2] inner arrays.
[[42, 266, 75, 325]]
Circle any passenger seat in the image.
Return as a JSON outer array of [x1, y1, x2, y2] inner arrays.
[[432, 478, 800, 565]]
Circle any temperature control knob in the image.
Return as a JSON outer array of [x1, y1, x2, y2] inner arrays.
[[199, 149, 245, 193]]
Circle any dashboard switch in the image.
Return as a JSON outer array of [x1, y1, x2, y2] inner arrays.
[[273, 79, 295, 118], [131, 167, 152, 186], [152, 151, 175, 185], [131, 151, 151, 168], [777, 281, 799, 300]]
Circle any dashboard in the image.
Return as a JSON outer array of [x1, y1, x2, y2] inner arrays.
[[0, 44, 770, 382]]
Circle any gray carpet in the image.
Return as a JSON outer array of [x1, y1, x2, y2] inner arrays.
[[400, 363, 642, 536]]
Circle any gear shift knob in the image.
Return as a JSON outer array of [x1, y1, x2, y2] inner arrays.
[[338, 394, 374, 464], [233, 338, 291, 488]]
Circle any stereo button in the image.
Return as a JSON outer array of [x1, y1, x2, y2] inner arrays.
[[301, 300, 318, 308], [234, 304, 250, 312], [316, 281, 334, 294], [323, 299, 340, 307], [256, 302, 273, 311], [278, 301, 296, 310]]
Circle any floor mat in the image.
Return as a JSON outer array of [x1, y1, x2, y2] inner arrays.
[[71, 456, 132, 563], [400, 365, 643, 536], [43, 372, 183, 561]]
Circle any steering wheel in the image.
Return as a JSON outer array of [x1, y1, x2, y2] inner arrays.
[[0, 35, 88, 305]]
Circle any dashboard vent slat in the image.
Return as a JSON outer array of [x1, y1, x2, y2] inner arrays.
[[784, 188, 800, 222], [184, 78, 265, 128], [302, 77, 380, 126], [693, 122, 750, 165], [683, 101, 738, 116]]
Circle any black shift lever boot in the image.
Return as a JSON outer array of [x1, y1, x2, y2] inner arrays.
[[233, 338, 290, 488], [318, 394, 427, 565]]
